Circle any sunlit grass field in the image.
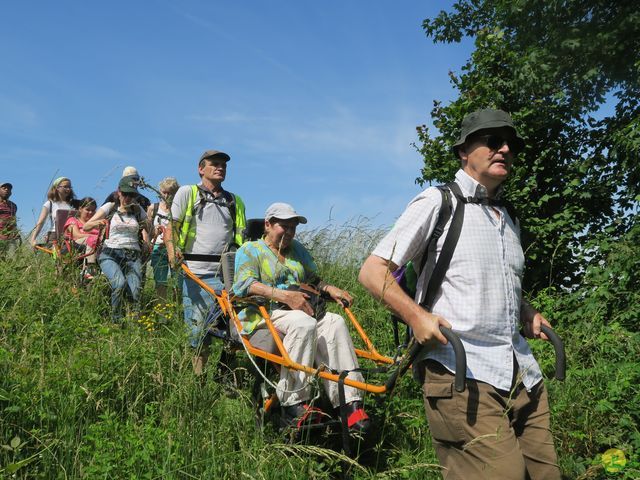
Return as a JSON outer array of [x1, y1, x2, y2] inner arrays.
[[1, 222, 638, 478]]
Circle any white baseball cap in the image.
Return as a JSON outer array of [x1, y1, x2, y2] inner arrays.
[[264, 202, 307, 224]]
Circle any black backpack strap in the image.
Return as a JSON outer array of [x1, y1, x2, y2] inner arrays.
[[151, 202, 159, 223], [194, 187, 237, 239], [503, 200, 518, 226], [416, 186, 454, 277], [105, 202, 146, 243], [420, 182, 466, 312], [223, 191, 237, 241]]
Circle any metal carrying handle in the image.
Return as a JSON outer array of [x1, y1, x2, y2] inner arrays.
[[540, 325, 566, 381], [385, 326, 467, 393]]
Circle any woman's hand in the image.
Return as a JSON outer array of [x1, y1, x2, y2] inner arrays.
[[84, 215, 108, 232], [324, 285, 353, 308], [280, 290, 314, 317]]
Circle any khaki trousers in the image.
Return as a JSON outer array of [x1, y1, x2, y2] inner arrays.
[[268, 309, 364, 407], [421, 360, 561, 480]]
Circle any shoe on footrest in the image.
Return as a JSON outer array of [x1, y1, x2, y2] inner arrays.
[[345, 400, 371, 435], [281, 402, 325, 429]]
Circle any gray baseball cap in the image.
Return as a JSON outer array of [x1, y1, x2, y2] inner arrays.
[[199, 150, 231, 163], [265, 203, 307, 224], [452, 108, 525, 155]]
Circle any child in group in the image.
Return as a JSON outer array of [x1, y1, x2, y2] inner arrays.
[[30, 177, 77, 246], [147, 177, 180, 302], [63, 197, 101, 268]]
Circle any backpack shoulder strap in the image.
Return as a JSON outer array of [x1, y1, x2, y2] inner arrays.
[[419, 182, 466, 312], [134, 204, 144, 224], [415, 185, 453, 277], [105, 200, 119, 221], [503, 199, 518, 226], [151, 202, 159, 223], [221, 190, 237, 241]]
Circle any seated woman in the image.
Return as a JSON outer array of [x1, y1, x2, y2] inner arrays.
[[233, 202, 370, 432], [63, 197, 100, 265], [83, 177, 149, 323]]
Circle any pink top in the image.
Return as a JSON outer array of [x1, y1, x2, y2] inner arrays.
[[64, 217, 100, 249]]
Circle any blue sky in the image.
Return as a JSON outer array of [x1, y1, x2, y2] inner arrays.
[[1, 1, 473, 235]]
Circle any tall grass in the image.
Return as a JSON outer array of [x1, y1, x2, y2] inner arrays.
[[1, 221, 638, 479]]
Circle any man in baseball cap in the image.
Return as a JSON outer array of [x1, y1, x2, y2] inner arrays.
[[165, 148, 246, 376]]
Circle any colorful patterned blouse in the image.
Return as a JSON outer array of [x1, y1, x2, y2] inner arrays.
[[232, 238, 320, 334]]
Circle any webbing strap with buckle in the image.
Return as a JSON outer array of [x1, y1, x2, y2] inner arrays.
[[182, 253, 222, 262]]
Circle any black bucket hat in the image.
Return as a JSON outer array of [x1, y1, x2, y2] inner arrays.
[[452, 108, 525, 156], [118, 175, 139, 194]]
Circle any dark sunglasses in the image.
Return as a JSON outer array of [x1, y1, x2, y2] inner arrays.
[[470, 134, 523, 154]]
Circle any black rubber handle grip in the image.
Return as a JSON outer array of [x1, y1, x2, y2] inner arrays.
[[439, 327, 467, 392], [540, 325, 566, 381], [385, 326, 466, 393]]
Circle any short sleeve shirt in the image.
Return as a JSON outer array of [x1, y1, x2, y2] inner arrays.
[[373, 169, 542, 391], [43, 200, 73, 234], [100, 203, 147, 251], [151, 204, 170, 245], [171, 184, 234, 275]]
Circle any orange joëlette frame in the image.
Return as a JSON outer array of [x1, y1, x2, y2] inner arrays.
[[35, 232, 103, 262], [180, 263, 396, 395]]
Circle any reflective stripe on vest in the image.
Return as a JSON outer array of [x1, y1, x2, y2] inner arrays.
[[177, 185, 246, 250]]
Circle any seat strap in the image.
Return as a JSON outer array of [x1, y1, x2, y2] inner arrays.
[[182, 253, 221, 262]]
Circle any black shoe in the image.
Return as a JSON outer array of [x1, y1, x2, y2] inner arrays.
[[281, 402, 324, 429], [345, 401, 371, 435]]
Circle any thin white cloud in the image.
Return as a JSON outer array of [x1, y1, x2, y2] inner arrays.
[[186, 112, 278, 124], [0, 97, 38, 129], [75, 144, 125, 160]]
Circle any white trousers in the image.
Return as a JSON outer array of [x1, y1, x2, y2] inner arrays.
[[268, 309, 365, 407]]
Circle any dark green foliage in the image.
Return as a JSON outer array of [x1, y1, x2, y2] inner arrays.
[[415, 6, 640, 473], [417, 0, 640, 292]]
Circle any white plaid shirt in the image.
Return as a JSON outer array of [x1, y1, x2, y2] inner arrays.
[[373, 169, 542, 391]]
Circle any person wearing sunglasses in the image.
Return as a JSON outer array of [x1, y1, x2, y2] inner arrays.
[[359, 109, 561, 479], [102, 166, 151, 211], [84, 176, 150, 324]]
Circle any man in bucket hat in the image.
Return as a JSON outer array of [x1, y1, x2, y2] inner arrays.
[[359, 109, 561, 479]]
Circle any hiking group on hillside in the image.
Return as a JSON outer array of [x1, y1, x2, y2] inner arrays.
[[3, 109, 562, 479]]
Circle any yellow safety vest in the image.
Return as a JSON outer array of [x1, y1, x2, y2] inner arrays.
[[177, 185, 246, 250]]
